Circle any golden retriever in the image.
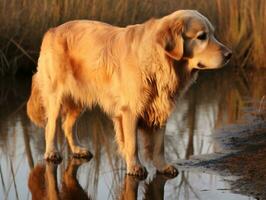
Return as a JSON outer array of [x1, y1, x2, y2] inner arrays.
[[27, 10, 231, 177]]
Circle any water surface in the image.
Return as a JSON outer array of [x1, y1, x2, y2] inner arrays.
[[0, 67, 265, 199]]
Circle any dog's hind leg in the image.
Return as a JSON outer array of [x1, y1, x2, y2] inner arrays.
[[44, 93, 62, 162], [62, 102, 92, 159], [113, 116, 125, 156]]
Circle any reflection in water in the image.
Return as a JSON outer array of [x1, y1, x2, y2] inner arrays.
[[178, 108, 266, 199], [29, 158, 90, 200], [120, 174, 170, 200], [197, 109, 266, 199], [0, 68, 265, 199], [28, 158, 174, 200], [119, 176, 139, 200]]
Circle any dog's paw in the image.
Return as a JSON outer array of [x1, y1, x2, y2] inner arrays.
[[157, 164, 178, 178], [70, 157, 91, 166], [44, 151, 62, 163], [127, 164, 148, 179], [72, 147, 93, 159]]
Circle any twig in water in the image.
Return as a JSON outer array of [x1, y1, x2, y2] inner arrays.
[[9, 38, 36, 65], [258, 95, 266, 113]]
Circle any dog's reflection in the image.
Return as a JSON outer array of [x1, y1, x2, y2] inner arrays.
[[28, 158, 177, 200], [120, 173, 177, 200], [28, 158, 90, 200]]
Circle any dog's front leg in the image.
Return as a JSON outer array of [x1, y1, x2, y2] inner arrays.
[[120, 109, 147, 177], [44, 96, 62, 162], [62, 109, 92, 159], [141, 127, 178, 177], [153, 128, 178, 177]]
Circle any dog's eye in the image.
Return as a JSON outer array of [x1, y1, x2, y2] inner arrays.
[[197, 32, 207, 40]]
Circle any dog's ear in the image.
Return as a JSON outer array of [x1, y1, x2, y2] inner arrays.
[[157, 20, 184, 60]]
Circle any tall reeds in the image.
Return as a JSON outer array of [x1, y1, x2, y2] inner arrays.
[[0, 0, 265, 75]]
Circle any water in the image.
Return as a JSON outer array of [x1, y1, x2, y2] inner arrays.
[[0, 67, 265, 200]]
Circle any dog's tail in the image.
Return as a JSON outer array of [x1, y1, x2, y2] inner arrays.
[[27, 74, 46, 128]]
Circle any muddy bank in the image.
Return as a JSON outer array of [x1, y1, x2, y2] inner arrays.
[[177, 110, 266, 199]]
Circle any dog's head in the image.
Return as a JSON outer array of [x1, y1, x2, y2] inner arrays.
[[157, 10, 232, 70]]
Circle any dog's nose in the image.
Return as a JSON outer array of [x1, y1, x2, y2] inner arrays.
[[224, 51, 232, 61]]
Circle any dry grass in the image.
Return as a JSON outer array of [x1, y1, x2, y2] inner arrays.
[[0, 0, 265, 75]]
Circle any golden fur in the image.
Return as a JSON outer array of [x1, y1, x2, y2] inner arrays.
[[27, 10, 231, 176]]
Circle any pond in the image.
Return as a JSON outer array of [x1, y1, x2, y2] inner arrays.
[[0, 66, 265, 200]]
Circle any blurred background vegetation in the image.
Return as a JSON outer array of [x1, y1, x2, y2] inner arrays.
[[0, 1, 265, 199], [0, 0, 265, 76]]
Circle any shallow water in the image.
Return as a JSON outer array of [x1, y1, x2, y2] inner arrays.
[[0, 67, 265, 200]]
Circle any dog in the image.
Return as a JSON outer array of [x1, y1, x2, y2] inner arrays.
[[27, 10, 232, 177]]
